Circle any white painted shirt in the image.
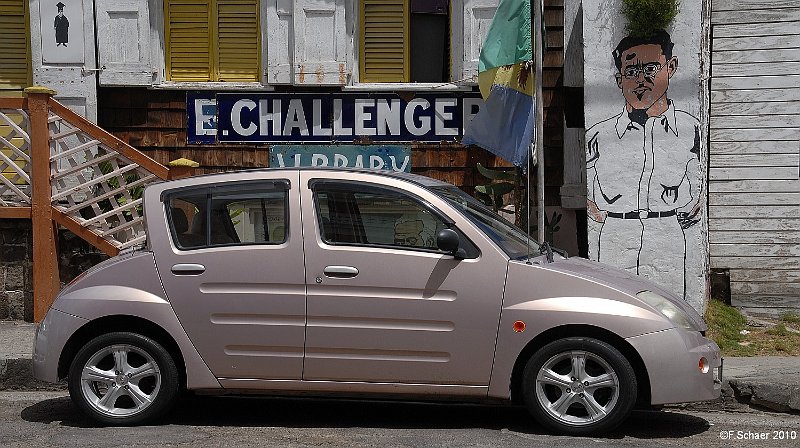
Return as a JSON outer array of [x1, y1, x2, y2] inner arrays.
[[586, 101, 701, 214]]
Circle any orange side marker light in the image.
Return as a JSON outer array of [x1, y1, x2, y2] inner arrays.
[[513, 321, 526, 333]]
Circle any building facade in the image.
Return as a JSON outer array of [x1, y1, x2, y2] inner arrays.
[[1, 0, 568, 207], [576, 0, 799, 314], [1, 1, 574, 321], [4, 1, 795, 320]]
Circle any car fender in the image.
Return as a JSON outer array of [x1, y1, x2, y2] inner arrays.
[[488, 298, 672, 400], [487, 262, 672, 400], [53, 285, 220, 390]]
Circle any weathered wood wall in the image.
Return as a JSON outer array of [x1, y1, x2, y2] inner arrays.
[[709, 0, 800, 313]]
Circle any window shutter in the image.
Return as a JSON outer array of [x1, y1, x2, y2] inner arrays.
[[166, 0, 213, 82], [293, 0, 350, 85], [453, 0, 498, 83], [266, 0, 293, 84], [0, 0, 30, 89], [217, 0, 260, 82], [360, 0, 408, 83], [96, 0, 153, 86]]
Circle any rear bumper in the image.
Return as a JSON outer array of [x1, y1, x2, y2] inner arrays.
[[626, 328, 722, 405], [33, 308, 88, 383]]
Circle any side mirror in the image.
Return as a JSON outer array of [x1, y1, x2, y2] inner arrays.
[[436, 228, 462, 257]]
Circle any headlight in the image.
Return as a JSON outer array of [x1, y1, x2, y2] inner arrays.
[[637, 290, 696, 331]]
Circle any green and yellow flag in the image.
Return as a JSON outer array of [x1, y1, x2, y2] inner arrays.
[[463, 0, 535, 167]]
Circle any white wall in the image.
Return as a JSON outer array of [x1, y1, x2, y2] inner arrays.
[[583, 0, 708, 312], [29, 0, 98, 121]]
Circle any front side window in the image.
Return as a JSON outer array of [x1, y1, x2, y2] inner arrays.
[[314, 183, 449, 252], [360, 0, 450, 83], [165, 0, 259, 82], [166, 182, 288, 250], [432, 186, 539, 259]]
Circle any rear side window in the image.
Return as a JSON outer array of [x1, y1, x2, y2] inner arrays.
[[166, 181, 289, 250]]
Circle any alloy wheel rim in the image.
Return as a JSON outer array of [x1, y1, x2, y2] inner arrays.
[[535, 350, 619, 426], [80, 344, 161, 418]]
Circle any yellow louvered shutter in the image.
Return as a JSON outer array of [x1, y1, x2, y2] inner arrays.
[[166, 0, 259, 82], [217, 0, 259, 82], [0, 0, 30, 89], [361, 0, 408, 83], [166, 0, 212, 82]]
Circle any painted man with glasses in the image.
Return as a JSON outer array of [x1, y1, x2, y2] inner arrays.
[[585, 29, 701, 300]]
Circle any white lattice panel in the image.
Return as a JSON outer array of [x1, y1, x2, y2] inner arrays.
[[49, 113, 159, 249]]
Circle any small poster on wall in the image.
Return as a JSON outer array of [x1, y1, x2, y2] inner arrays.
[[40, 0, 85, 63]]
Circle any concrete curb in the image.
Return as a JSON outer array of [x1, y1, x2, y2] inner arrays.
[[0, 321, 65, 391], [727, 379, 800, 414], [0, 356, 66, 391]]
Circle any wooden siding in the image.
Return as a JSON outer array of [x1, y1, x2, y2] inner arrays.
[[710, 1, 800, 312]]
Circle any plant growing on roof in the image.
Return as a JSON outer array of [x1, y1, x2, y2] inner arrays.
[[621, 0, 680, 38]]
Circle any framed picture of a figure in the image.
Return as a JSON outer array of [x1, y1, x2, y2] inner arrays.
[[40, 0, 85, 63]]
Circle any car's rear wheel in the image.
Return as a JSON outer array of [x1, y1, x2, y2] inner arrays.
[[522, 337, 637, 435], [68, 332, 179, 425]]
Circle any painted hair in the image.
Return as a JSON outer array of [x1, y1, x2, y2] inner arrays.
[[612, 29, 674, 71]]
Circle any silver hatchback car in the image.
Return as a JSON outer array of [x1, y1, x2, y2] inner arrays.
[[34, 168, 721, 435]]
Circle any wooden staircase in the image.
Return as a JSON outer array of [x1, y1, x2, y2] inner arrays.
[[0, 87, 192, 321]]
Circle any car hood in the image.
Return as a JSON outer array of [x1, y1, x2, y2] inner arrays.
[[524, 256, 707, 331]]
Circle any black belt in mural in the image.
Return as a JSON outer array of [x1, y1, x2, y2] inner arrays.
[[187, 92, 484, 145]]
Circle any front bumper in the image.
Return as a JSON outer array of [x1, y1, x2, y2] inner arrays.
[[33, 308, 88, 383], [626, 328, 722, 405]]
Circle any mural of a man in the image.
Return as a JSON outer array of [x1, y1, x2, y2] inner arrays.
[[54, 2, 69, 47], [586, 29, 701, 299]]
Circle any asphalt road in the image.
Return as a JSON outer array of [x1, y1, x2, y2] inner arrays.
[[2, 391, 799, 447]]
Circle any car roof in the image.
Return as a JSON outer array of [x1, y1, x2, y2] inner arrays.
[[155, 167, 454, 189]]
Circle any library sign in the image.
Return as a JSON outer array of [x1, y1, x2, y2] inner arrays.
[[187, 92, 483, 144]]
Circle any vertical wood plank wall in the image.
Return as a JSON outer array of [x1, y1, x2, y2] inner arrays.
[[709, 0, 800, 313]]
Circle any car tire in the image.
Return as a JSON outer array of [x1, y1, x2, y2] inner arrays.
[[68, 332, 179, 426], [522, 337, 637, 436]]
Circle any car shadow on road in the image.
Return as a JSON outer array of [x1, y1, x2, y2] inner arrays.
[[21, 394, 710, 438]]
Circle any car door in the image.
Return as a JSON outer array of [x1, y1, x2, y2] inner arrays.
[[154, 173, 307, 380], [299, 171, 508, 387]]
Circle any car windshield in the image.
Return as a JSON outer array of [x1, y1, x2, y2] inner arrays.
[[431, 186, 540, 259]]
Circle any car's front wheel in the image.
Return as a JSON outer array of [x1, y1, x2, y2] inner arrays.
[[68, 332, 179, 425], [522, 337, 637, 435]]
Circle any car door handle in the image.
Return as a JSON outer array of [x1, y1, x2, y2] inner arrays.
[[171, 263, 206, 275], [323, 265, 359, 279]]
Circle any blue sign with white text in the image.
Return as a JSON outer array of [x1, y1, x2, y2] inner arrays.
[[270, 145, 411, 172], [187, 92, 483, 144]]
